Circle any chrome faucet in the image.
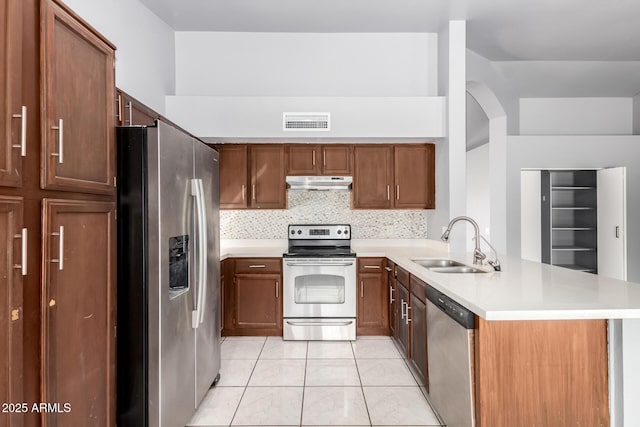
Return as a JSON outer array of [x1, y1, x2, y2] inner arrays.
[[440, 216, 487, 266]]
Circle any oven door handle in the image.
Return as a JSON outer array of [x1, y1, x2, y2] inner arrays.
[[285, 262, 354, 267], [286, 320, 354, 326]]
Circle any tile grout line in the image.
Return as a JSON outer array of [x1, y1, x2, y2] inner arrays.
[[299, 340, 309, 427], [351, 340, 374, 427], [226, 337, 267, 427]]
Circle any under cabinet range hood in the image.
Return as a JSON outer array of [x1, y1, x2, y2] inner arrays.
[[286, 176, 352, 191]]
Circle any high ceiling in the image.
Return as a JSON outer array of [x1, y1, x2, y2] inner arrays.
[[138, 0, 640, 61]]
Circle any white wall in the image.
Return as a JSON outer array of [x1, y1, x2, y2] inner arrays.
[[62, 0, 175, 114], [165, 96, 445, 139], [520, 170, 541, 262], [174, 32, 438, 96], [466, 144, 490, 251], [634, 92, 640, 134], [466, 93, 489, 150], [520, 98, 633, 135]]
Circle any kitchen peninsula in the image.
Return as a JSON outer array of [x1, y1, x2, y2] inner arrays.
[[221, 239, 640, 426]]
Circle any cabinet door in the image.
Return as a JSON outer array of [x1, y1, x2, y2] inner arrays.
[[233, 274, 282, 330], [41, 1, 116, 194], [0, 0, 24, 187], [386, 262, 397, 338], [396, 282, 410, 358], [41, 199, 116, 426], [250, 145, 286, 209], [357, 271, 388, 335], [218, 145, 249, 209], [409, 293, 428, 388], [0, 196, 24, 424], [394, 144, 435, 209], [352, 145, 393, 209], [116, 91, 158, 127], [321, 145, 351, 175], [287, 145, 319, 175]]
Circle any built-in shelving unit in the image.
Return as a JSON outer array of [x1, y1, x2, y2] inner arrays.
[[541, 170, 598, 274]]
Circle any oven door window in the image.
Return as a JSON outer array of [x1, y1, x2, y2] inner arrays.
[[294, 274, 345, 304]]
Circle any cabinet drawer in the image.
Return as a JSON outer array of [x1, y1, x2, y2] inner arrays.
[[409, 275, 427, 304], [358, 257, 385, 273], [396, 266, 409, 285], [234, 258, 282, 274]]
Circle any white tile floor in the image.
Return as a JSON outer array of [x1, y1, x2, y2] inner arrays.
[[188, 336, 442, 427]]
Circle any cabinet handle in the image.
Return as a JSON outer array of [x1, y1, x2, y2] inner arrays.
[[616, 226, 620, 238], [312, 151, 316, 166], [400, 299, 406, 319], [12, 106, 27, 157], [241, 184, 246, 201], [323, 150, 326, 166], [384, 266, 392, 272], [275, 281, 279, 298], [389, 286, 395, 304], [51, 226, 64, 271], [13, 228, 28, 276], [116, 94, 122, 122], [249, 264, 266, 268], [252, 185, 256, 200], [387, 185, 390, 201], [406, 305, 412, 324], [360, 281, 364, 297], [51, 119, 64, 164], [125, 101, 133, 125], [363, 265, 380, 269], [396, 185, 400, 200]]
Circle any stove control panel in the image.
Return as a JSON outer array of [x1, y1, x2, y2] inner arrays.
[[288, 224, 351, 240]]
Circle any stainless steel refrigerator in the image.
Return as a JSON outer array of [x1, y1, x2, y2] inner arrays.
[[116, 120, 221, 427]]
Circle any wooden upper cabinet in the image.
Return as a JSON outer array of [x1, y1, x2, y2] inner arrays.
[[218, 145, 249, 209], [0, 0, 24, 187], [394, 144, 435, 209], [116, 90, 158, 127], [352, 145, 393, 209], [41, 199, 116, 427], [321, 145, 351, 175], [0, 196, 24, 423], [287, 145, 319, 175], [250, 145, 286, 209], [287, 144, 352, 176], [41, 0, 116, 195]]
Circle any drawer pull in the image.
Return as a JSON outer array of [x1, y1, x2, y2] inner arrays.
[[249, 264, 266, 268], [363, 265, 380, 269], [384, 266, 392, 272]]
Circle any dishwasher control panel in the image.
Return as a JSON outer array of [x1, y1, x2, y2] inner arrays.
[[425, 285, 475, 329]]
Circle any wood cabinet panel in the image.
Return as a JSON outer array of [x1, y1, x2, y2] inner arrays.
[[0, 0, 24, 187], [386, 260, 397, 338], [286, 145, 318, 175], [474, 318, 609, 427], [352, 145, 393, 209], [356, 258, 389, 336], [234, 258, 282, 274], [409, 293, 428, 388], [116, 91, 158, 127], [218, 145, 249, 209], [250, 145, 286, 209], [321, 145, 351, 175], [0, 196, 24, 425], [41, 0, 115, 194], [394, 144, 435, 209], [233, 274, 282, 330], [41, 199, 116, 426]]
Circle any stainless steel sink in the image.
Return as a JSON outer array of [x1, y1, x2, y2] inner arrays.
[[427, 266, 489, 274], [411, 259, 465, 268]]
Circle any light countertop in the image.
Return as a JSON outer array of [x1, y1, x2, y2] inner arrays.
[[219, 239, 640, 321]]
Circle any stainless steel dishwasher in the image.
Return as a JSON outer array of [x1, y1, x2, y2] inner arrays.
[[426, 284, 476, 427]]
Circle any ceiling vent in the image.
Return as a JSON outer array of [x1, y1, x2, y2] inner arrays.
[[283, 112, 330, 131]]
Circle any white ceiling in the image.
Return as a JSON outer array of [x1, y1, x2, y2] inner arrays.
[[139, 0, 640, 61]]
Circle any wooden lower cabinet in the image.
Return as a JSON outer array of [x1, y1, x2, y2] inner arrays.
[[395, 281, 410, 358], [41, 199, 116, 426], [356, 258, 388, 335], [409, 293, 427, 388], [0, 197, 24, 425], [223, 258, 283, 336], [474, 318, 609, 427], [386, 260, 397, 338]]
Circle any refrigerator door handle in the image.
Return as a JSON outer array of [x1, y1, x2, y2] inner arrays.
[[191, 178, 208, 328]]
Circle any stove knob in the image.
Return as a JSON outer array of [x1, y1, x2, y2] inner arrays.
[[337, 230, 342, 234], [297, 230, 302, 235], [291, 230, 295, 235], [344, 229, 349, 234]]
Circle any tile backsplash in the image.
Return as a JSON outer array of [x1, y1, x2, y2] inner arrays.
[[220, 191, 428, 239]]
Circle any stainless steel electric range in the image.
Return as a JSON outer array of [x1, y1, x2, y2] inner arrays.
[[282, 224, 356, 340]]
